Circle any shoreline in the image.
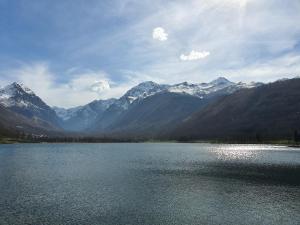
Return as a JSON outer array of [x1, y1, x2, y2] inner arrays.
[[1, 137, 299, 147]]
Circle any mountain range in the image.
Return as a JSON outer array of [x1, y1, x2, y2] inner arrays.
[[0, 76, 299, 141], [55, 77, 261, 134], [171, 78, 300, 141]]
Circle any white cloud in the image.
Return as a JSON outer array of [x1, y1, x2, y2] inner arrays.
[[68, 73, 110, 94], [1, 0, 300, 105], [63, 0, 300, 84], [220, 54, 300, 82], [90, 80, 110, 94], [180, 50, 210, 61], [0, 63, 127, 108], [152, 27, 168, 41]]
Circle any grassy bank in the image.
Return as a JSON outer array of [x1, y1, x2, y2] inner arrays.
[[0, 137, 38, 144], [0, 137, 22, 144]]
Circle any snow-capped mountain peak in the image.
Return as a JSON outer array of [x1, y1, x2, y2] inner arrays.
[[0, 82, 33, 107], [117, 81, 167, 108], [109, 77, 262, 110], [210, 77, 233, 86], [18, 83, 35, 95], [0, 82, 60, 126], [0, 82, 35, 99], [167, 77, 232, 97], [167, 82, 201, 96], [124, 81, 163, 99], [0, 82, 47, 109]]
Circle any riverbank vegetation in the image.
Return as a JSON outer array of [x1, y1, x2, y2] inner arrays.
[[1, 132, 300, 147]]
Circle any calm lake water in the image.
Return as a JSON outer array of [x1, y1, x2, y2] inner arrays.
[[0, 143, 299, 225]]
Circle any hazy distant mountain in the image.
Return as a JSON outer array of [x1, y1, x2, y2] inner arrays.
[[171, 78, 300, 141], [54, 99, 116, 131], [0, 82, 61, 127]]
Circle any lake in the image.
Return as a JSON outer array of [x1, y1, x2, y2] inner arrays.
[[0, 143, 299, 225]]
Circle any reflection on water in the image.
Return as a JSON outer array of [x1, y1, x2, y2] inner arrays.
[[214, 145, 260, 160], [212, 144, 294, 161], [0, 143, 299, 225], [209, 144, 300, 167]]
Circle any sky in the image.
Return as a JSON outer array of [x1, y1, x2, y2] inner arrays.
[[0, 0, 299, 107]]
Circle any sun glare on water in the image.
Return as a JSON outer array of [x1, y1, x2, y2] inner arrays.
[[212, 144, 280, 161]]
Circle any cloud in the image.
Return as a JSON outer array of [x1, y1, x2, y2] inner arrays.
[[0, 63, 129, 108], [1, 0, 300, 101], [68, 73, 110, 94], [219, 53, 300, 82], [180, 50, 210, 61], [90, 80, 110, 94], [104, 0, 300, 82], [152, 27, 168, 41]]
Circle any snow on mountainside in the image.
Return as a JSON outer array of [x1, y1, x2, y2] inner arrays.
[[172, 78, 300, 140], [54, 77, 262, 116], [2, 78, 261, 116], [53, 106, 82, 121], [0, 82, 35, 107], [118, 77, 261, 106], [55, 81, 166, 124], [167, 77, 262, 98], [0, 82, 61, 126], [0, 77, 262, 132], [113, 81, 169, 110], [124, 81, 168, 102], [105, 78, 246, 111], [53, 98, 116, 131], [54, 99, 116, 121], [0, 77, 265, 133], [60, 77, 262, 120], [90, 77, 263, 132], [167, 77, 231, 97]]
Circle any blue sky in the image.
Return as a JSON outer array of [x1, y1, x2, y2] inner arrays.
[[0, 0, 300, 107]]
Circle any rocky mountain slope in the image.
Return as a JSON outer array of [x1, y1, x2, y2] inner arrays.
[[90, 77, 261, 134], [0, 105, 61, 138], [171, 78, 300, 141], [0, 82, 61, 127], [0, 77, 265, 139], [102, 92, 221, 138]]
